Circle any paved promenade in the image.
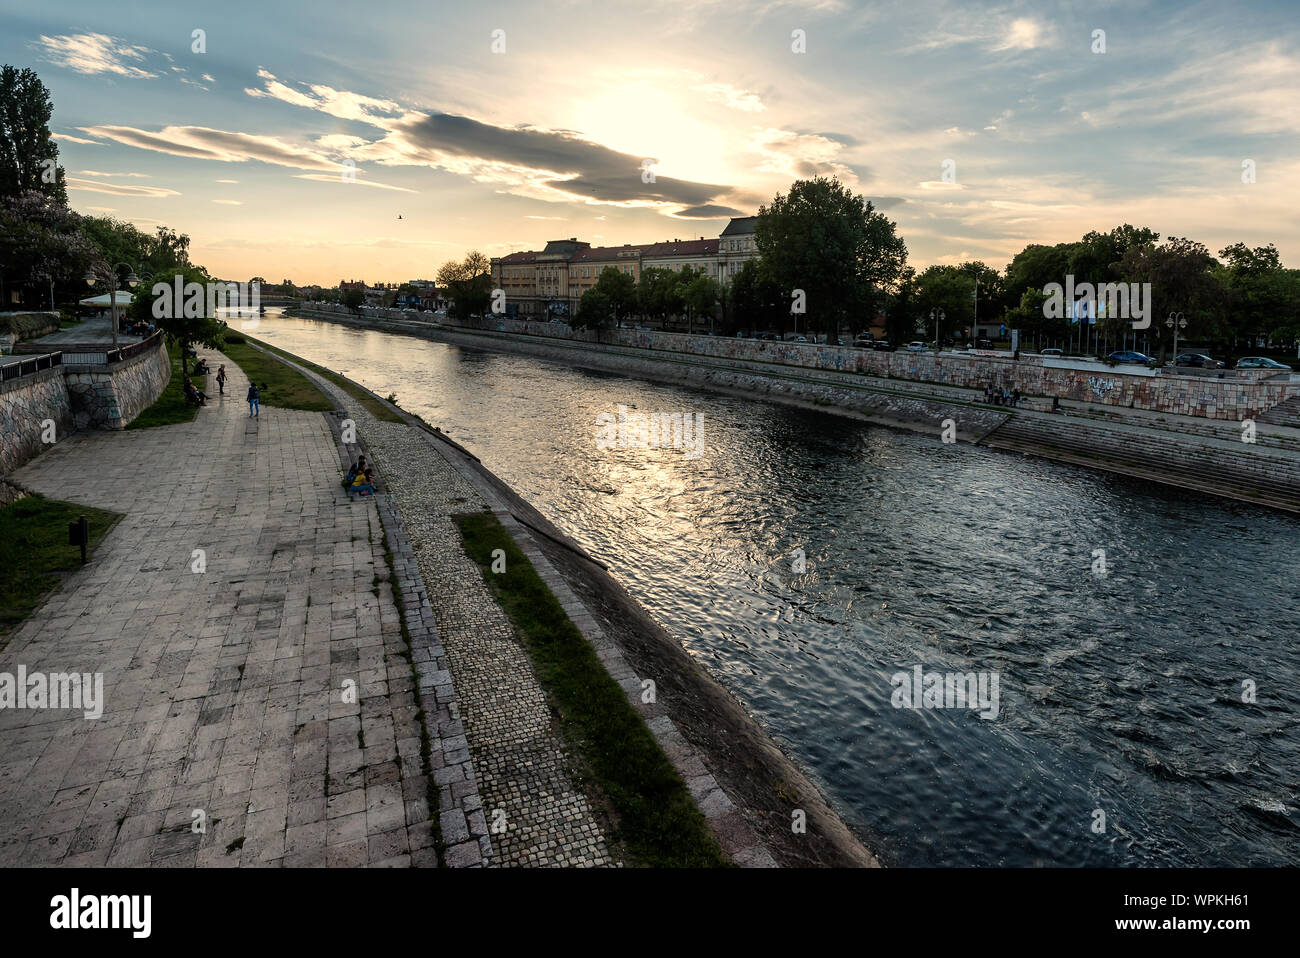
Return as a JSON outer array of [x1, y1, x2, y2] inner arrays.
[[0, 355, 435, 866]]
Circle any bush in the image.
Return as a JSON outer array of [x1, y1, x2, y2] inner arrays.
[[223, 334, 246, 345]]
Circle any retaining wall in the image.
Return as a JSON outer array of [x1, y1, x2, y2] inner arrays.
[[63, 335, 171, 430], [301, 304, 1297, 421], [0, 365, 75, 475]]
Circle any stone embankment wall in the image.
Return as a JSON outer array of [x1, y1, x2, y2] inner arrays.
[[64, 336, 171, 430], [0, 336, 170, 478], [301, 303, 1297, 421], [0, 366, 75, 475]]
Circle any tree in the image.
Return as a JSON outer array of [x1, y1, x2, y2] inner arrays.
[[130, 264, 225, 376], [0, 66, 66, 204], [340, 288, 365, 314], [437, 251, 493, 319], [914, 265, 974, 342], [755, 176, 908, 344], [1120, 237, 1220, 360], [591, 267, 637, 325], [682, 272, 721, 333], [0, 191, 99, 308], [727, 259, 783, 334], [573, 287, 613, 334], [1218, 243, 1292, 348]]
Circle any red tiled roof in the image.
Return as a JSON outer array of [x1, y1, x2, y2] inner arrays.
[[640, 238, 718, 258]]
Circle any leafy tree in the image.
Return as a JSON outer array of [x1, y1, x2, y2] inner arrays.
[[884, 268, 920, 346], [591, 267, 637, 325], [130, 264, 225, 376], [1120, 236, 1221, 360], [726, 259, 783, 334], [0, 191, 99, 308], [681, 271, 721, 334], [914, 265, 974, 342], [1218, 243, 1293, 348], [0, 66, 66, 204], [437, 251, 493, 319], [340, 287, 365, 314], [573, 287, 614, 334], [755, 176, 907, 344]]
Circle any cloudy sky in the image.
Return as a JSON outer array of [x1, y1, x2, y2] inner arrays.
[[2, 0, 1297, 283]]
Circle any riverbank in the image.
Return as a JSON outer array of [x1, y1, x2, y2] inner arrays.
[[247, 334, 880, 867], [288, 307, 1300, 514]]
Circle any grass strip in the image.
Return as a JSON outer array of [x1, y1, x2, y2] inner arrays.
[[0, 494, 122, 638], [239, 334, 405, 423], [453, 510, 728, 868], [126, 339, 201, 429], [219, 337, 333, 411]]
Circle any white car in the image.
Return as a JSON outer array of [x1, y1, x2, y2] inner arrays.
[[906, 341, 927, 352]]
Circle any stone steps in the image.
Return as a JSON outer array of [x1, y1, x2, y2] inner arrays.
[[983, 414, 1300, 510], [1260, 394, 1300, 428]]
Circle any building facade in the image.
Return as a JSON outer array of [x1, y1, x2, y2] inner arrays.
[[490, 217, 759, 318]]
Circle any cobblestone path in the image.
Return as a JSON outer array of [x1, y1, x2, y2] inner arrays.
[[0, 352, 436, 866], [294, 365, 616, 867]]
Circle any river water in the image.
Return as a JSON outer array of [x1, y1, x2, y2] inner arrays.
[[237, 311, 1300, 867]]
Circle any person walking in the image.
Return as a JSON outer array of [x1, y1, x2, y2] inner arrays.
[[216, 364, 227, 396], [247, 382, 260, 418]]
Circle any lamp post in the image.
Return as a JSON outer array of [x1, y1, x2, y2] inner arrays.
[[84, 263, 139, 350], [1165, 311, 1187, 369], [930, 307, 945, 352]]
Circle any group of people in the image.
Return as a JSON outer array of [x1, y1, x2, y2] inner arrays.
[[985, 383, 1022, 407], [343, 456, 376, 494], [121, 319, 156, 336]]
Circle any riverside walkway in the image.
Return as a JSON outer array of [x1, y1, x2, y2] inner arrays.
[[0, 356, 437, 866]]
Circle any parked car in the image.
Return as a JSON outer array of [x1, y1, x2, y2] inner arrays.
[[735, 330, 749, 338], [872, 340, 896, 351], [853, 337, 874, 348], [1176, 353, 1225, 368], [906, 341, 927, 352], [1040, 348, 1064, 357], [1236, 356, 1295, 370], [1107, 350, 1155, 365]]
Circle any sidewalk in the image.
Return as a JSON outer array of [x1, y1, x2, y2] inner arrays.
[[0, 351, 434, 866]]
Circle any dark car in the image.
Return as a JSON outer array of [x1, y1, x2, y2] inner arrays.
[[872, 340, 896, 351], [1107, 350, 1155, 365], [853, 337, 874, 348], [1236, 356, 1294, 370], [1176, 353, 1225, 368]]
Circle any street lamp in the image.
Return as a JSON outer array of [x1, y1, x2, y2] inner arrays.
[[930, 307, 945, 352], [84, 263, 139, 350], [1165, 311, 1187, 368]]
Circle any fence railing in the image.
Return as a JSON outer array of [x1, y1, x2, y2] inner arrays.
[[53, 329, 165, 366], [0, 351, 62, 384]]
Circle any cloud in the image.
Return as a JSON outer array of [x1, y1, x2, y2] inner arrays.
[[693, 81, 766, 112], [34, 34, 159, 78], [79, 125, 344, 171], [525, 215, 566, 220], [292, 173, 417, 193], [215, 179, 240, 184], [55, 132, 101, 145], [672, 204, 745, 218], [78, 170, 149, 178], [212, 199, 243, 205], [388, 112, 735, 210], [992, 18, 1049, 53], [919, 181, 965, 191], [66, 177, 179, 198], [246, 70, 406, 124]]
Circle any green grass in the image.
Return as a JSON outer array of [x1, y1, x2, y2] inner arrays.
[[239, 334, 405, 423], [219, 337, 333, 411], [126, 339, 201, 430], [0, 495, 122, 637], [453, 510, 729, 868]]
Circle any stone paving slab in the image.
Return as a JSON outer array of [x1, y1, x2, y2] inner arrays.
[[0, 349, 434, 867]]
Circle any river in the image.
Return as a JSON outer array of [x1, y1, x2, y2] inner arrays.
[[232, 310, 1300, 867]]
